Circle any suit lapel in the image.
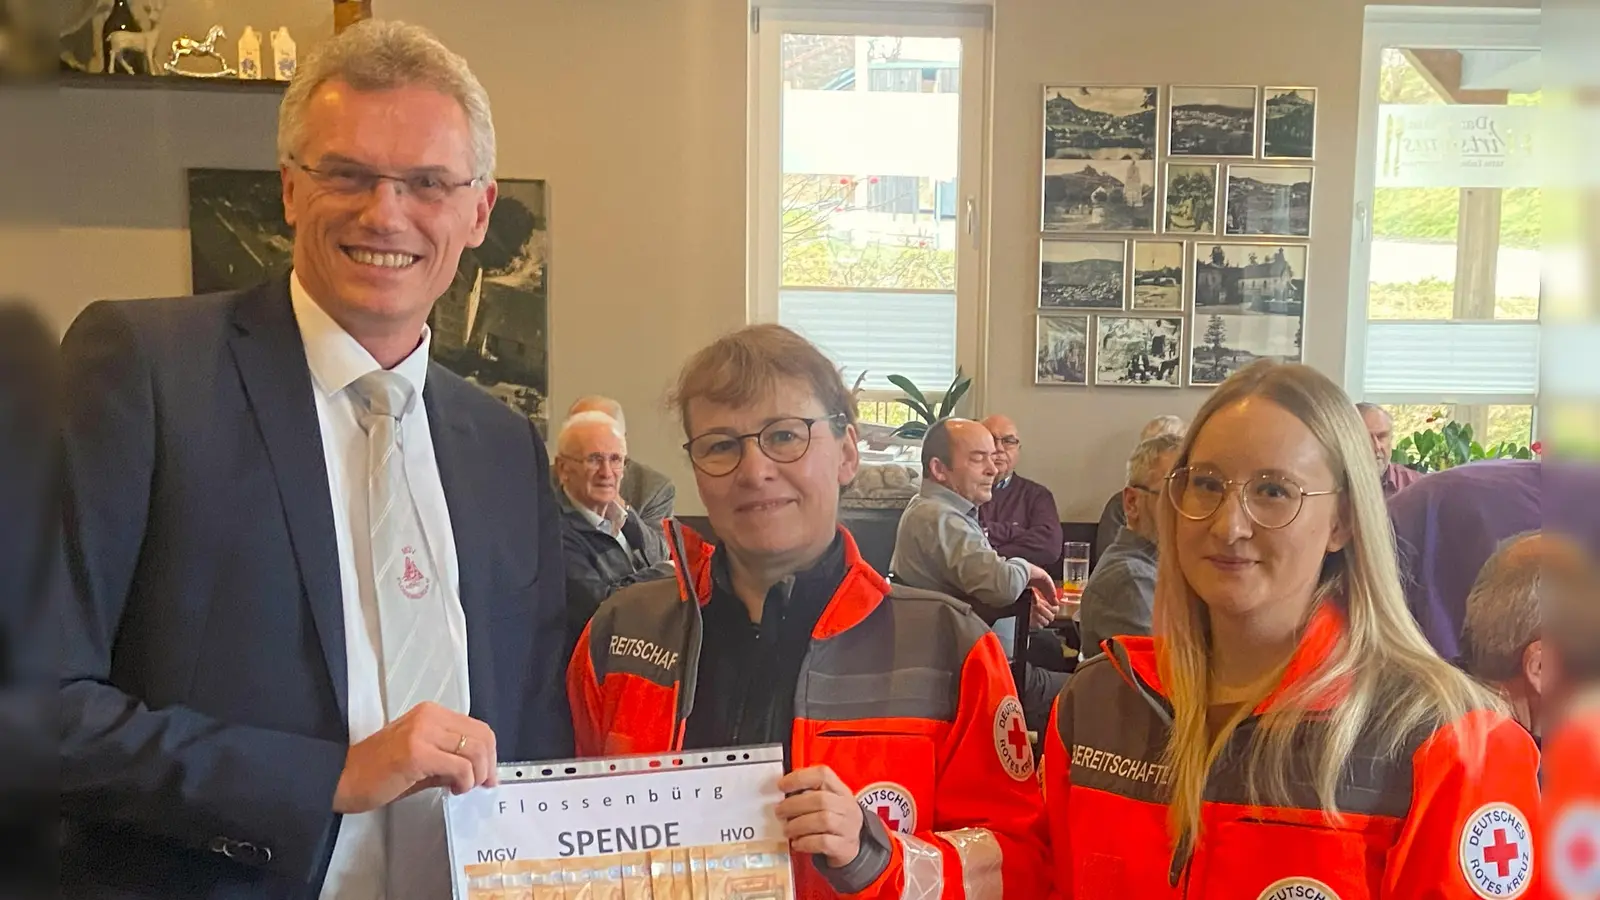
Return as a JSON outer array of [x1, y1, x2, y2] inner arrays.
[[424, 370, 498, 726], [226, 280, 351, 725]]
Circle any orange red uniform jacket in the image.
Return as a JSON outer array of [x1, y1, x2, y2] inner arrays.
[[1545, 691, 1600, 899], [567, 522, 1049, 899], [1044, 604, 1544, 899]]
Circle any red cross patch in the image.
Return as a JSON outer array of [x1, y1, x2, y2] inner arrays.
[[993, 695, 1034, 781], [1459, 802, 1533, 899], [855, 782, 916, 835]]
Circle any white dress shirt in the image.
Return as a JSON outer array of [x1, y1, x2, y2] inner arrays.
[[290, 273, 469, 900]]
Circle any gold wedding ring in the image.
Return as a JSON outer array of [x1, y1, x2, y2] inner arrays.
[[454, 733, 468, 755]]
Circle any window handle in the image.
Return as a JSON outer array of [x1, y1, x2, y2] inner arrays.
[[1355, 200, 1371, 243], [966, 196, 979, 249]]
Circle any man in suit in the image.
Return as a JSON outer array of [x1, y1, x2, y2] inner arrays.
[[58, 21, 572, 900], [565, 395, 676, 528]]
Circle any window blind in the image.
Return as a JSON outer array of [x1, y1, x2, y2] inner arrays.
[[1363, 321, 1540, 397], [778, 288, 956, 391]]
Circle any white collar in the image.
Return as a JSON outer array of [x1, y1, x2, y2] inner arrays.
[[290, 270, 432, 400]]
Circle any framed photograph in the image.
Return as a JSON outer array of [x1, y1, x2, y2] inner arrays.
[[1225, 165, 1313, 238], [1169, 85, 1259, 157], [1194, 243, 1307, 317], [1163, 162, 1218, 234], [186, 168, 552, 431], [1095, 316, 1183, 387], [1262, 87, 1317, 159], [1036, 314, 1090, 386], [1042, 157, 1156, 232], [1039, 239, 1126, 310], [1043, 84, 1160, 160], [1190, 311, 1304, 386], [1131, 241, 1185, 311]]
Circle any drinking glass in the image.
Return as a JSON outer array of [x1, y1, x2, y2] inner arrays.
[[1061, 541, 1091, 595]]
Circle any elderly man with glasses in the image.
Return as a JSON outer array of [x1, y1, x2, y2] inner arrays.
[[553, 410, 673, 651], [567, 324, 1049, 900], [1077, 433, 1182, 661], [977, 414, 1063, 572]]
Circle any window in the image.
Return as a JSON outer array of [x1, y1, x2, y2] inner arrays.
[[750, 7, 989, 424], [1346, 9, 1541, 445]]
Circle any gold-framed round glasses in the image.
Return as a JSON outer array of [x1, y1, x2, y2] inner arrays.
[[683, 413, 846, 477], [1165, 464, 1340, 530]]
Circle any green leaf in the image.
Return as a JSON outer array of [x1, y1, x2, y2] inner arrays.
[[938, 376, 972, 420], [892, 421, 928, 439], [896, 392, 934, 419], [886, 375, 934, 422]]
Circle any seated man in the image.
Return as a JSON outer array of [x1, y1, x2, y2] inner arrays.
[[978, 414, 1063, 572], [1077, 433, 1181, 660], [1460, 532, 1550, 739], [568, 325, 1049, 899], [1356, 402, 1422, 497], [891, 418, 1064, 727], [554, 411, 673, 648], [891, 418, 1059, 628], [566, 394, 676, 528], [1095, 414, 1185, 556]]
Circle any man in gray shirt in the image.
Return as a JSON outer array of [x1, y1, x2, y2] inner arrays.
[[892, 419, 1060, 635], [1079, 433, 1182, 659]]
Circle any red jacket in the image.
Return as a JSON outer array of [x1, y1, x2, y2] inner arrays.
[[1045, 604, 1543, 899], [567, 522, 1049, 899], [1545, 691, 1600, 900]]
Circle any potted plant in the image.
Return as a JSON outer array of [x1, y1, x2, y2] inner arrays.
[[1391, 413, 1537, 473], [887, 368, 973, 440]]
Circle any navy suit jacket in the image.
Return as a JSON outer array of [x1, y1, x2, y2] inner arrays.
[[58, 279, 573, 898]]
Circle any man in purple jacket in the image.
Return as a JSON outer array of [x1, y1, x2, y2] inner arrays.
[[978, 414, 1063, 572], [1390, 458, 1600, 664]]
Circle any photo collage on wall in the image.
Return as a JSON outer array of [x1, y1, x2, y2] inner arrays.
[[1035, 84, 1316, 388]]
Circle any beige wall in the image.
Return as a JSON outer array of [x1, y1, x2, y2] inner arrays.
[[42, 0, 1532, 519]]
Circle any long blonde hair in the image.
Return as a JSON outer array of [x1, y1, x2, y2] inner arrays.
[[1155, 361, 1498, 849]]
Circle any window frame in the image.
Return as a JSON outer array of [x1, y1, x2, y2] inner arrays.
[[1344, 7, 1541, 426], [747, 4, 992, 411]]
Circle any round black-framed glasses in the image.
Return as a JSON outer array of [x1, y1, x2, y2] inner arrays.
[[683, 413, 847, 477], [1165, 464, 1340, 530]]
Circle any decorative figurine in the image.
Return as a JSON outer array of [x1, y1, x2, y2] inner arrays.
[[271, 27, 297, 81], [163, 25, 237, 78], [105, 23, 161, 74], [237, 26, 262, 79], [100, 0, 168, 75]]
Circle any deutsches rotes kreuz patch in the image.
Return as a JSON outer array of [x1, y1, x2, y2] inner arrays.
[[1256, 877, 1341, 900], [1459, 802, 1533, 898], [856, 781, 916, 835], [993, 695, 1034, 781]]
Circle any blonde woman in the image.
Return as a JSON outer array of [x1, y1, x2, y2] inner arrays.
[[1044, 361, 1542, 899]]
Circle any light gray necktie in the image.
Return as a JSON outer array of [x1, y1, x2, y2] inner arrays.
[[349, 370, 464, 900]]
